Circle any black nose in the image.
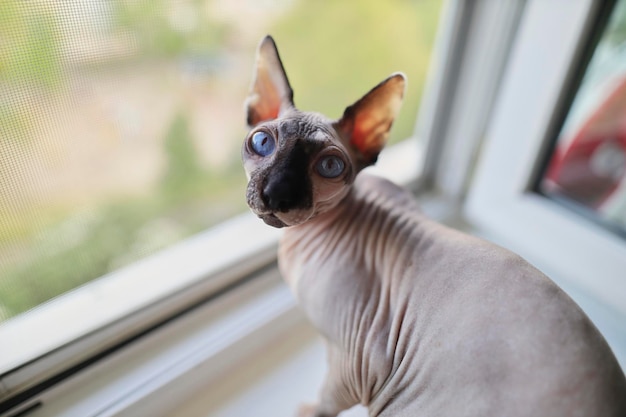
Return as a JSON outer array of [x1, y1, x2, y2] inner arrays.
[[262, 178, 297, 211]]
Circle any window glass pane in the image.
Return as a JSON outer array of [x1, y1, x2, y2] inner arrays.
[[538, 0, 626, 237], [0, 0, 442, 322]]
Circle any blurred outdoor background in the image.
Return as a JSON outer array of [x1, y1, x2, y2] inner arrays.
[[0, 0, 442, 322]]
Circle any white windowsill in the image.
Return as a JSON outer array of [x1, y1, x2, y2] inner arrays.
[[0, 213, 281, 394]]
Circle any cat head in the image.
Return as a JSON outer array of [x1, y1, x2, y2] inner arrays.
[[242, 35, 405, 228]]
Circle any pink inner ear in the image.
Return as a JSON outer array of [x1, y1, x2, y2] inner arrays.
[[349, 111, 388, 161], [247, 76, 283, 126], [339, 73, 405, 164], [257, 93, 281, 122], [267, 105, 279, 120], [351, 123, 371, 155], [246, 36, 294, 126]]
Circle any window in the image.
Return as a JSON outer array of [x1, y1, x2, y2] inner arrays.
[[0, 0, 444, 412], [537, 0, 626, 238], [0, 0, 440, 323], [466, 0, 626, 318]]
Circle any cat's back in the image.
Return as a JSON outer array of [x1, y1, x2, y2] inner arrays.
[[349, 174, 626, 417]]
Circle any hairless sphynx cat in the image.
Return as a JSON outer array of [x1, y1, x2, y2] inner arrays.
[[241, 35, 626, 417]]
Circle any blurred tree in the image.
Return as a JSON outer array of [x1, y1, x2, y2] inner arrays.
[[161, 112, 204, 197], [111, 0, 229, 58], [0, 0, 62, 88]]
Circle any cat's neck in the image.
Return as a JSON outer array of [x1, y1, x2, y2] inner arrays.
[[279, 173, 429, 283]]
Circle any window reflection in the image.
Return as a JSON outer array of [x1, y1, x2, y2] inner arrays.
[[539, 0, 626, 236]]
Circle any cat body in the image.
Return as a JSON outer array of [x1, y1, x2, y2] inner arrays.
[[242, 36, 626, 417]]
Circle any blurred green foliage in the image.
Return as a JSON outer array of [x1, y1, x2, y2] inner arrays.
[[0, 0, 442, 320], [0, 0, 62, 88], [111, 0, 228, 58], [161, 112, 205, 196], [0, 0, 63, 146], [270, 0, 442, 143]]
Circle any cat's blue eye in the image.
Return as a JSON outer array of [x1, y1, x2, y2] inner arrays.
[[250, 131, 275, 156], [316, 155, 345, 178]]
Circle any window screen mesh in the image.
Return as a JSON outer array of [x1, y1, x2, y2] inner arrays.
[[0, 0, 442, 322]]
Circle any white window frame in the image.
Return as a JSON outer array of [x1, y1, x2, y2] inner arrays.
[[0, 214, 282, 403], [465, 0, 626, 316]]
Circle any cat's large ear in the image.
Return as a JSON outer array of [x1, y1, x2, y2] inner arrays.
[[335, 73, 406, 167], [245, 35, 294, 127]]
